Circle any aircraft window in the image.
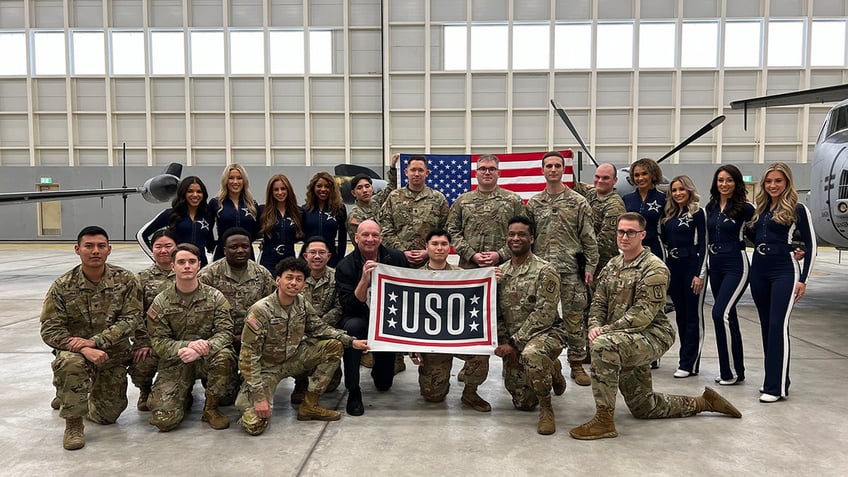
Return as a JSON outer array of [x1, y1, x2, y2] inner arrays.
[[839, 170, 848, 201], [827, 107, 848, 137]]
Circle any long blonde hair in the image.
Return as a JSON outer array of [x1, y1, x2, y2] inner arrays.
[[259, 174, 303, 239], [662, 175, 700, 224], [750, 162, 798, 227], [305, 171, 345, 217], [215, 163, 257, 218]]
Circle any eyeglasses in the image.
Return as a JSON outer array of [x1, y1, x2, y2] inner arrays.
[[616, 229, 644, 238], [304, 250, 328, 256], [477, 167, 499, 173]]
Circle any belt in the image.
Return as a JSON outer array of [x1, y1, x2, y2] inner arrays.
[[708, 242, 742, 254], [274, 244, 289, 254], [668, 246, 697, 259], [755, 243, 793, 256]]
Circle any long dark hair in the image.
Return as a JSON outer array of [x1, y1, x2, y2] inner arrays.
[[170, 176, 209, 229], [707, 165, 747, 221], [305, 171, 345, 218], [259, 174, 303, 239]]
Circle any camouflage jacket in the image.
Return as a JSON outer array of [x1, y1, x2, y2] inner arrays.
[[573, 182, 626, 271], [136, 264, 176, 348], [446, 187, 526, 268], [148, 282, 233, 366], [346, 165, 398, 242], [197, 258, 275, 330], [40, 263, 142, 354], [588, 248, 674, 342], [379, 186, 449, 251], [303, 267, 343, 326], [239, 293, 353, 401], [497, 253, 564, 349], [527, 187, 599, 275]]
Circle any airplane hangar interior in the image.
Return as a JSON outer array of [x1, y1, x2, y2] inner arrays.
[[0, 0, 846, 475]]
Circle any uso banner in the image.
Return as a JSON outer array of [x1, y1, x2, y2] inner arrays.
[[367, 264, 498, 355]]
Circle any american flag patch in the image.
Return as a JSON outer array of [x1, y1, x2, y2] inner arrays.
[[246, 316, 263, 333]]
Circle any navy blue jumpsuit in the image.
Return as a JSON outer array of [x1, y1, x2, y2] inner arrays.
[[705, 201, 755, 383], [624, 188, 667, 260], [302, 206, 347, 268], [208, 197, 259, 261], [662, 208, 707, 374], [747, 204, 816, 398], [137, 207, 213, 267], [257, 204, 300, 276]]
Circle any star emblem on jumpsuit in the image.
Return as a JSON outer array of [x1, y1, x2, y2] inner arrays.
[[199, 218, 210, 231], [647, 200, 661, 213], [242, 208, 255, 220], [677, 215, 693, 228]]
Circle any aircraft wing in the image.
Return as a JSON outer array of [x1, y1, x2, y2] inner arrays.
[[0, 187, 143, 205], [730, 83, 848, 109]]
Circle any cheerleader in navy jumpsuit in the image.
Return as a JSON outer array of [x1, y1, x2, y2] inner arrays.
[[302, 171, 347, 268], [623, 158, 667, 260], [257, 173, 303, 275], [661, 176, 706, 378], [747, 163, 816, 403], [208, 164, 259, 261], [705, 165, 755, 385]]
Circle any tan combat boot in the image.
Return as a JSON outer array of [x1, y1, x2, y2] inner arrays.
[[63, 416, 85, 450], [394, 354, 406, 374], [201, 394, 230, 430], [537, 395, 556, 435], [137, 385, 151, 412], [460, 385, 492, 412], [552, 360, 567, 395], [569, 360, 591, 386], [569, 407, 618, 440], [290, 376, 308, 405], [360, 352, 374, 368], [50, 396, 61, 410], [695, 387, 742, 418], [297, 391, 341, 421]]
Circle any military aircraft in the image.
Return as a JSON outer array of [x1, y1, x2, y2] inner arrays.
[[730, 83, 848, 247], [550, 99, 726, 196]]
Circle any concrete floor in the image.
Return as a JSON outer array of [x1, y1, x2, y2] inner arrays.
[[1, 243, 846, 476]]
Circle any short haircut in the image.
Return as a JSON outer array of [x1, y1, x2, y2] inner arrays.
[[77, 225, 109, 244], [477, 154, 500, 166], [351, 173, 373, 189], [425, 229, 451, 244], [407, 155, 428, 167], [541, 150, 565, 167], [171, 243, 201, 261], [275, 256, 309, 278], [221, 226, 251, 245], [618, 212, 646, 229], [151, 228, 177, 245], [300, 235, 332, 258], [507, 215, 535, 237]]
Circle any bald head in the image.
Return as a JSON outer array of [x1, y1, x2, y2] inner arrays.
[[355, 219, 382, 257], [594, 163, 618, 195]]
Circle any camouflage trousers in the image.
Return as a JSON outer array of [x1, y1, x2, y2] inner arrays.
[[418, 353, 489, 401], [503, 333, 564, 410], [236, 339, 343, 435], [148, 347, 234, 430], [590, 330, 697, 418], [560, 272, 588, 362], [51, 350, 129, 423], [127, 352, 158, 389]]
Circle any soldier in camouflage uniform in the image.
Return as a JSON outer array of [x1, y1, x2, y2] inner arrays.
[[197, 227, 275, 405], [572, 163, 626, 272], [410, 230, 491, 412], [527, 151, 599, 387], [570, 213, 742, 440], [290, 236, 345, 403], [131, 229, 177, 412], [494, 217, 567, 435], [148, 244, 235, 432], [379, 155, 450, 267], [40, 226, 143, 450], [236, 258, 369, 435], [346, 153, 400, 242]]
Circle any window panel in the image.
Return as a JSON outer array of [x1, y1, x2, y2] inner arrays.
[[513, 25, 549, 70], [681, 22, 718, 68], [190, 30, 225, 74], [444, 25, 467, 71], [230, 30, 265, 74], [767, 21, 804, 67], [309, 30, 333, 74], [811, 20, 846, 67], [597, 23, 633, 69], [0, 33, 27, 75], [554, 24, 591, 69], [111, 31, 145, 75], [270, 31, 305, 74], [71, 32, 105, 75], [33, 31, 67, 75], [725, 21, 761, 67], [471, 25, 508, 70], [639, 22, 675, 68], [150, 31, 185, 75]]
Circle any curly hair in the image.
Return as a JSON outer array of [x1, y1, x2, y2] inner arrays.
[[259, 174, 303, 239], [706, 164, 748, 221], [304, 171, 345, 218], [750, 162, 798, 227], [662, 175, 700, 224], [214, 163, 257, 218], [170, 176, 209, 229], [630, 158, 663, 188]]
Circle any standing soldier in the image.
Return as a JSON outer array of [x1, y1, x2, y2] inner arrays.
[[132, 229, 177, 412], [347, 153, 400, 242], [572, 163, 626, 273], [236, 258, 369, 435], [495, 216, 567, 435], [410, 230, 491, 412], [148, 244, 235, 432], [41, 226, 143, 450], [527, 151, 599, 387], [379, 155, 450, 267], [570, 213, 741, 440], [197, 227, 275, 405]]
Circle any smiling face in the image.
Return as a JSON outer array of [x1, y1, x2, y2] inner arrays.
[[764, 170, 787, 203], [716, 170, 735, 199], [670, 180, 690, 206], [185, 183, 204, 208], [272, 179, 288, 204], [631, 165, 653, 191], [276, 269, 306, 300], [507, 222, 534, 258], [406, 159, 429, 191], [476, 159, 500, 190], [313, 178, 331, 203], [151, 235, 176, 268], [303, 241, 331, 273], [594, 164, 616, 195], [226, 168, 244, 196], [355, 220, 382, 256]]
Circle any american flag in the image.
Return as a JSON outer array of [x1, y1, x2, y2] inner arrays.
[[398, 151, 574, 205]]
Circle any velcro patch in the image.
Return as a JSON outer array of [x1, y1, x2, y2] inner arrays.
[[147, 303, 161, 322], [246, 316, 263, 333], [651, 285, 665, 301]]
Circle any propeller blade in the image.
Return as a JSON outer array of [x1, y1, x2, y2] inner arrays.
[[657, 115, 726, 164], [550, 100, 598, 166], [334, 164, 382, 179]]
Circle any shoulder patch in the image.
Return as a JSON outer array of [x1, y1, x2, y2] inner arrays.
[[246, 316, 263, 333], [147, 303, 161, 322], [651, 285, 665, 301]]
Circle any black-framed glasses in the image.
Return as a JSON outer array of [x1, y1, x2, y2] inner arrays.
[[477, 167, 499, 173], [616, 229, 644, 238]]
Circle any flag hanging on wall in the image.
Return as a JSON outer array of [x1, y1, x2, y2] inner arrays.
[[398, 150, 574, 204]]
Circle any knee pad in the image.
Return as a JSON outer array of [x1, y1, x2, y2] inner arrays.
[[150, 409, 184, 432]]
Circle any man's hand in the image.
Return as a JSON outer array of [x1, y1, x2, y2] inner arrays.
[[410, 352, 422, 365], [494, 268, 503, 282], [68, 337, 96, 352], [472, 251, 499, 267], [361, 260, 379, 284], [187, 339, 211, 356], [177, 347, 201, 363], [80, 347, 109, 365], [352, 339, 370, 353], [588, 326, 604, 344], [254, 399, 272, 419], [404, 249, 427, 265], [390, 153, 400, 167], [584, 272, 594, 286], [133, 347, 152, 363], [494, 343, 521, 369]]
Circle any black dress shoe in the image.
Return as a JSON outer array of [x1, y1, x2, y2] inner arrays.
[[346, 389, 364, 416]]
